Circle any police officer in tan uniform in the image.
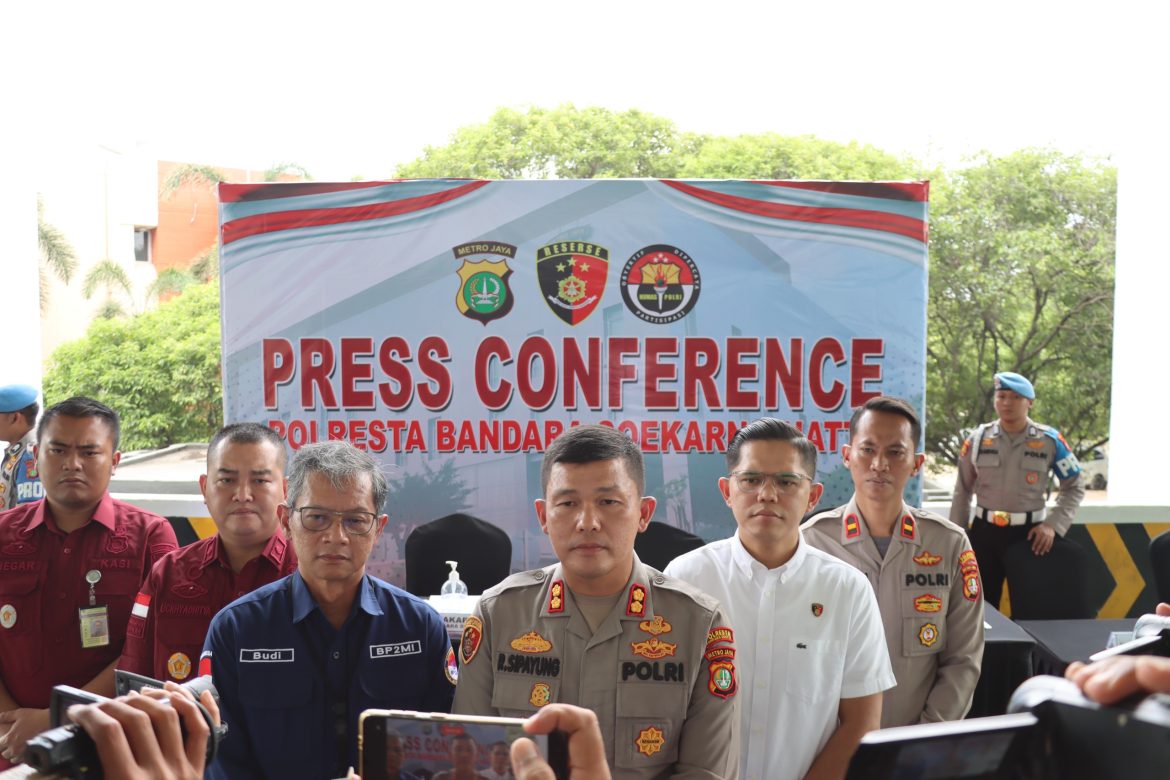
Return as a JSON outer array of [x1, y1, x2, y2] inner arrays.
[[804, 397, 984, 727], [453, 424, 738, 780], [949, 372, 1085, 609]]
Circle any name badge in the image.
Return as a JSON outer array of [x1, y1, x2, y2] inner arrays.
[[240, 648, 295, 662], [370, 641, 422, 658], [79, 606, 110, 648]]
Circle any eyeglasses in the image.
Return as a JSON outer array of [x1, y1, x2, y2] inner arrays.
[[728, 471, 813, 495], [292, 506, 378, 535]]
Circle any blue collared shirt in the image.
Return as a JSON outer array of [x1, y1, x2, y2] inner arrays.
[[204, 572, 454, 779]]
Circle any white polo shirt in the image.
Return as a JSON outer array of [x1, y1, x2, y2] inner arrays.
[[665, 532, 895, 780]]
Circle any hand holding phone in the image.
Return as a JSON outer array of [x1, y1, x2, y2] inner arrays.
[[511, 704, 611, 780]]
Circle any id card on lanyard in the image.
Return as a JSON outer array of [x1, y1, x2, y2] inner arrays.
[[79, 569, 110, 648]]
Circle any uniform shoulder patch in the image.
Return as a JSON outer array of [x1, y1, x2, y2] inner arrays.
[[444, 646, 459, 685], [460, 615, 484, 665]]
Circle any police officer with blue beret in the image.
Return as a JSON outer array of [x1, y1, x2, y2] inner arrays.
[[949, 371, 1085, 609], [0, 384, 42, 510], [203, 441, 456, 779]]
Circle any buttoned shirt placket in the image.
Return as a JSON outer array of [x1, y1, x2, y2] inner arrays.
[[743, 561, 782, 780]]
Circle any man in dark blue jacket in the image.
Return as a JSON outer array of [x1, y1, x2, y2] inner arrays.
[[203, 440, 456, 779]]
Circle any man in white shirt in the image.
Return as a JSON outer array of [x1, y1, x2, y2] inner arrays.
[[666, 418, 894, 780]]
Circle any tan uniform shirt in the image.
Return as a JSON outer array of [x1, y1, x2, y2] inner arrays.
[[803, 499, 985, 727], [949, 419, 1085, 535], [452, 556, 739, 780]]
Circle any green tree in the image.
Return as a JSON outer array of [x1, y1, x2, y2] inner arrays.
[[396, 105, 688, 179], [81, 258, 137, 319], [43, 282, 223, 450], [385, 460, 474, 544], [676, 133, 923, 180], [37, 195, 77, 312], [926, 149, 1116, 462]]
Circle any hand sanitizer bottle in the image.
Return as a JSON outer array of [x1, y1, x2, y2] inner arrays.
[[441, 560, 468, 597]]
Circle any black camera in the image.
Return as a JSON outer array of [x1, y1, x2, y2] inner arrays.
[[20, 671, 224, 779], [847, 675, 1170, 780]]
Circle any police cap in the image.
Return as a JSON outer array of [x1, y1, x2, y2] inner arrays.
[[993, 372, 1035, 400], [0, 384, 38, 413]]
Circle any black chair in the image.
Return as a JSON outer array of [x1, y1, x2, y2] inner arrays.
[[404, 513, 512, 597], [635, 521, 706, 571], [1004, 536, 1093, 619], [1150, 530, 1170, 605]]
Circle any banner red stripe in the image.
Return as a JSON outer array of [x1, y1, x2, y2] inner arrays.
[[219, 180, 393, 203], [756, 180, 929, 202], [221, 180, 491, 245], [661, 181, 926, 242]]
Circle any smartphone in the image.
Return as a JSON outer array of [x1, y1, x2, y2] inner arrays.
[[359, 709, 568, 780]]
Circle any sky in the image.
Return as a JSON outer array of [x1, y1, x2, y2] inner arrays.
[[7, 1, 1161, 180]]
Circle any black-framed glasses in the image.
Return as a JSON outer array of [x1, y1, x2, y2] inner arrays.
[[728, 471, 813, 495], [292, 506, 378, 535]]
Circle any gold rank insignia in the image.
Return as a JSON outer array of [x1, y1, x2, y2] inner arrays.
[[844, 514, 861, 539], [914, 594, 943, 613], [548, 580, 565, 614], [529, 682, 551, 708], [919, 623, 939, 647], [626, 583, 647, 616], [631, 637, 677, 659], [900, 514, 916, 539], [167, 652, 191, 680], [635, 726, 666, 757], [639, 615, 672, 636], [510, 631, 553, 654], [913, 550, 942, 566]]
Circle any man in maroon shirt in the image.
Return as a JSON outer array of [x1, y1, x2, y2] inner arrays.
[[0, 397, 178, 765], [120, 422, 297, 683]]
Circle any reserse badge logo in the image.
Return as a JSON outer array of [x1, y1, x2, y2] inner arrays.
[[536, 241, 609, 325], [460, 616, 484, 665]]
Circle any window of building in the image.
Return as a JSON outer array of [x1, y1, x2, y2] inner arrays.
[[134, 228, 153, 263]]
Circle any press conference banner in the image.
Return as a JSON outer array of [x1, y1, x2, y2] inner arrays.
[[218, 179, 929, 582]]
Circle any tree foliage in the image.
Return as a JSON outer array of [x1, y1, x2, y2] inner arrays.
[[81, 258, 136, 318], [926, 149, 1116, 461], [37, 195, 77, 312], [676, 133, 923, 180], [396, 105, 688, 179], [386, 459, 474, 532], [43, 283, 223, 451], [396, 106, 1116, 461]]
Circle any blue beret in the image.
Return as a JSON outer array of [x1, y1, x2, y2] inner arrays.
[[993, 372, 1035, 400], [0, 384, 39, 413]]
